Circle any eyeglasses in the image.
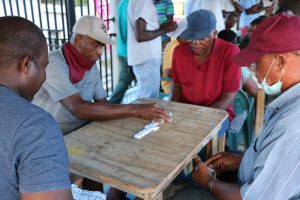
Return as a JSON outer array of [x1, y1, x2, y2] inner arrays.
[[192, 36, 211, 43]]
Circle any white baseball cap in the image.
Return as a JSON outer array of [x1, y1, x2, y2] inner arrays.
[[72, 15, 114, 45]]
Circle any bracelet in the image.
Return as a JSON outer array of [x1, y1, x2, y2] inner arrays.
[[207, 176, 217, 191]]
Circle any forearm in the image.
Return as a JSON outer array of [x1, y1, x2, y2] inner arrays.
[[21, 190, 73, 200], [210, 99, 231, 110], [72, 102, 137, 121], [170, 82, 182, 102], [245, 6, 266, 14], [210, 92, 236, 110], [233, 2, 243, 14], [60, 93, 171, 122], [171, 92, 181, 102], [135, 18, 176, 42], [136, 28, 165, 42], [211, 181, 242, 200]]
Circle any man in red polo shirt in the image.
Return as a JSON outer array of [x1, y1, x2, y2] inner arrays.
[[171, 9, 241, 121]]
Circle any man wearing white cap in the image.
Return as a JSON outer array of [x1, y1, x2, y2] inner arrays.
[[33, 15, 172, 135]]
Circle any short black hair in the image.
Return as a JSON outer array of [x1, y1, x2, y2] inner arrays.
[[0, 16, 46, 67], [218, 29, 237, 44]]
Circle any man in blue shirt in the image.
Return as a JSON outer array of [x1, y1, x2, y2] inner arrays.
[[174, 14, 300, 200], [0, 16, 73, 200]]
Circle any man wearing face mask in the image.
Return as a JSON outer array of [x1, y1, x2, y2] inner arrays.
[[171, 10, 241, 122], [174, 14, 300, 200]]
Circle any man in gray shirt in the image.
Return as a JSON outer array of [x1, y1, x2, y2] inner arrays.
[[0, 16, 72, 200], [174, 14, 300, 200], [33, 15, 171, 135]]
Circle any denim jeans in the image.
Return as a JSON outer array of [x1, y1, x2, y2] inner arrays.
[[133, 59, 161, 99], [108, 56, 135, 104]]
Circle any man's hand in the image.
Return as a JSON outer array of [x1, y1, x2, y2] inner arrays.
[[264, 3, 275, 14], [159, 21, 177, 34], [205, 152, 242, 173], [133, 103, 172, 122], [246, 2, 264, 14], [251, 4, 263, 11], [192, 156, 214, 189], [135, 18, 177, 42]]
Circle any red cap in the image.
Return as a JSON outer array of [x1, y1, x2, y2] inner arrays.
[[235, 14, 300, 66]]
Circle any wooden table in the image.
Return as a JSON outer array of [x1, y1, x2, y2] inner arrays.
[[64, 98, 228, 200]]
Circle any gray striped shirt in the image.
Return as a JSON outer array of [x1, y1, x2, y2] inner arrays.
[[239, 82, 300, 200]]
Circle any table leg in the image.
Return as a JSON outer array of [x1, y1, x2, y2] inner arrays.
[[144, 192, 162, 200], [189, 160, 193, 172], [218, 134, 226, 153], [212, 135, 218, 155], [206, 135, 218, 158], [155, 193, 163, 200], [206, 140, 212, 158]]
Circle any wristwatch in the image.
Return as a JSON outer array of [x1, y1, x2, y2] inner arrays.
[[207, 167, 217, 190], [208, 176, 217, 191]]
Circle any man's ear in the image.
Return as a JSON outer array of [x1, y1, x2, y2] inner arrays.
[[276, 54, 287, 72], [74, 34, 82, 47], [18, 53, 32, 76]]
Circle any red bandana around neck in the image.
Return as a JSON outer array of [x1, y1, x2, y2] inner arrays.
[[62, 42, 95, 84]]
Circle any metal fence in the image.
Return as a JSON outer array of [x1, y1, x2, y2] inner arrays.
[[0, 0, 115, 95]]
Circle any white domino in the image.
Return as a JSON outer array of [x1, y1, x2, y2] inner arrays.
[[144, 121, 159, 129], [134, 125, 159, 139]]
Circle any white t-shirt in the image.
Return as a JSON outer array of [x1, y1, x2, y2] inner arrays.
[[127, 0, 162, 66], [239, 0, 261, 29], [184, 0, 203, 16], [221, 0, 236, 12], [184, 0, 225, 32]]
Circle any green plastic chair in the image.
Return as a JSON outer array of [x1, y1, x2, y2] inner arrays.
[[227, 90, 255, 151]]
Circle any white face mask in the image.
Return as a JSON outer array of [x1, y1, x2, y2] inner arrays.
[[260, 57, 284, 95]]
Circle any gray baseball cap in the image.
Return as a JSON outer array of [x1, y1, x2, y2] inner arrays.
[[72, 15, 114, 45], [180, 9, 217, 40]]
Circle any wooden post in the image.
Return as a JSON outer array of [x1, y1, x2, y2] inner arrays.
[[255, 88, 265, 137]]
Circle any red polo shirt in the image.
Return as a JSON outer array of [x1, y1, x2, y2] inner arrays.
[[172, 38, 241, 120]]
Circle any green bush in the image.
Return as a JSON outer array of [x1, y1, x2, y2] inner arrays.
[[75, 0, 88, 6]]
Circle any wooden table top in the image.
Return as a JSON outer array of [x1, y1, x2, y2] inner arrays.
[[64, 98, 228, 199]]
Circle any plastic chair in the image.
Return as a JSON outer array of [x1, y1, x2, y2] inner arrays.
[[159, 77, 172, 101], [227, 90, 255, 151]]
